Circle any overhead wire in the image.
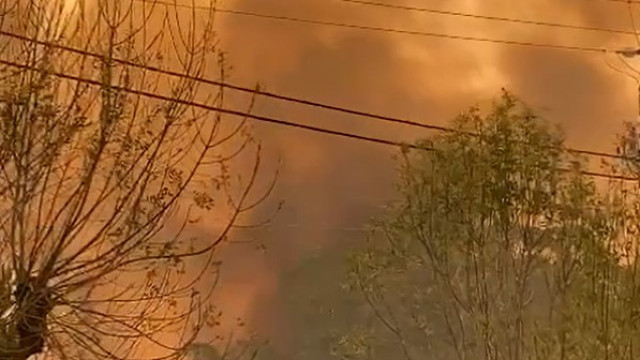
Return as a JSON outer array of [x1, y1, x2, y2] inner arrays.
[[604, 53, 640, 86], [0, 58, 430, 149], [338, 0, 638, 36], [617, 54, 640, 78], [625, 1, 640, 118], [602, 0, 640, 86], [154, 0, 640, 164], [0, 29, 453, 134], [0, 29, 626, 162], [627, 1, 640, 46], [134, 0, 607, 54], [598, 0, 640, 4], [0, 58, 636, 182]]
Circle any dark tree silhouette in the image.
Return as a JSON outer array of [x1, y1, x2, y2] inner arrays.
[[340, 94, 640, 360], [0, 0, 274, 359]]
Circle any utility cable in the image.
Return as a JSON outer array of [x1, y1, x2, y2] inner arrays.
[[0, 58, 636, 182], [0, 29, 626, 162], [134, 0, 607, 54], [598, 0, 640, 4], [338, 0, 637, 36], [0, 58, 431, 150]]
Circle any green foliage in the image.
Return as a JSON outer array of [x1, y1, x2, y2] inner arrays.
[[341, 92, 640, 360]]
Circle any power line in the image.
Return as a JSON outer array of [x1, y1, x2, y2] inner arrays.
[[0, 29, 452, 134], [0, 58, 635, 182], [136, 0, 607, 54], [138, 0, 638, 37], [128, 0, 640, 12], [338, 0, 637, 36], [0, 30, 625, 162], [598, 0, 640, 4], [0, 58, 429, 149]]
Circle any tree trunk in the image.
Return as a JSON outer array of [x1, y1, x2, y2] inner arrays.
[[0, 279, 51, 360]]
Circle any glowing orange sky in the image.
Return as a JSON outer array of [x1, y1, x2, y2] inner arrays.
[[43, 0, 640, 356], [186, 0, 640, 356]]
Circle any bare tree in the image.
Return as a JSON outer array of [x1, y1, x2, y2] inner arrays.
[[0, 0, 273, 359]]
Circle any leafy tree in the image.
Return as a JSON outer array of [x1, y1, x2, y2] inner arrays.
[[340, 92, 640, 360], [0, 1, 272, 359]]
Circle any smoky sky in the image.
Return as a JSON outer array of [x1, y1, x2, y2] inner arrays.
[[192, 0, 640, 356]]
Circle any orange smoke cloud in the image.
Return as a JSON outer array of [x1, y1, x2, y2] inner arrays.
[[178, 0, 640, 357]]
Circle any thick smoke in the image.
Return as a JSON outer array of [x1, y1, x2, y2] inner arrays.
[[197, 0, 640, 356]]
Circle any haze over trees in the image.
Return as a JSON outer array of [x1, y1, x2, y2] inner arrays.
[[0, 0, 270, 359], [1, 1, 640, 360], [337, 93, 640, 360]]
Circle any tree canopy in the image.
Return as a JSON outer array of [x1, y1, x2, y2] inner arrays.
[[0, 1, 271, 359], [339, 92, 640, 360]]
